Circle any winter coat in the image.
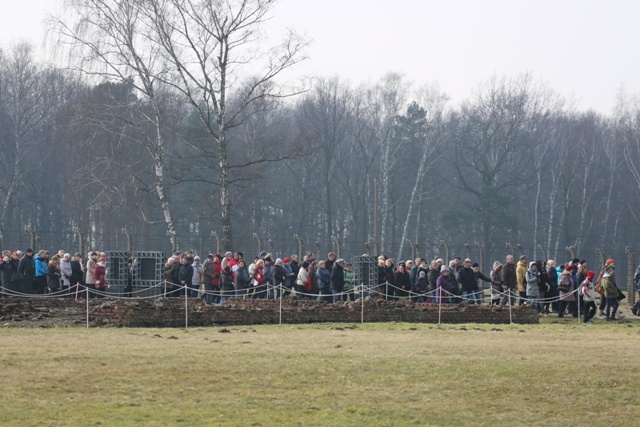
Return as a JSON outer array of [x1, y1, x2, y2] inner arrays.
[[179, 263, 194, 287], [458, 267, 476, 292], [203, 260, 215, 286], [18, 255, 36, 283], [547, 266, 558, 288], [413, 277, 428, 295], [1, 259, 16, 289], [85, 258, 96, 285], [317, 267, 331, 290], [525, 269, 540, 298], [503, 262, 517, 289], [410, 265, 420, 286], [330, 264, 345, 292], [264, 263, 273, 284], [35, 254, 48, 278], [283, 263, 294, 288], [191, 263, 203, 288], [220, 271, 234, 295], [582, 279, 596, 302], [601, 275, 618, 299], [296, 267, 309, 292], [70, 260, 84, 285], [252, 266, 264, 287], [436, 273, 451, 296], [558, 271, 575, 301], [377, 265, 387, 285], [516, 260, 527, 292], [490, 261, 504, 298], [290, 260, 300, 281], [272, 265, 286, 287], [394, 271, 411, 291], [47, 264, 61, 291], [94, 262, 107, 289], [163, 264, 174, 285], [212, 261, 221, 287], [60, 259, 72, 288], [427, 268, 440, 292], [234, 266, 250, 290]]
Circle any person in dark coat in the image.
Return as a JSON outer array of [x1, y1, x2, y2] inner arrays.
[[427, 260, 441, 303], [178, 256, 194, 297], [330, 259, 346, 303], [501, 255, 517, 306], [219, 266, 234, 305], [272, 258, 287, 299], [412, 271, 429, 303], [394, 263, 411, 298], [70, 253, 84, 297], [458, 259, 479, 304], [47, 258, 62, 294], [234, 260, 251, 299], [18, 248, 36, 294], [1, 253, 19, 295], [472, 262, 491, 304]]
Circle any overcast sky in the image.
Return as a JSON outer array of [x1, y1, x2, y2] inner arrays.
[[1, 0, 639, 114]]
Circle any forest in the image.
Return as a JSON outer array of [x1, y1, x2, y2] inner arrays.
[[1, 0, 640, 277]]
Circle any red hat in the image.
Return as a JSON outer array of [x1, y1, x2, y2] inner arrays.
[[565, 265, 574, 272], [587, 270, 596, 281], [283, 257, 291, 263]]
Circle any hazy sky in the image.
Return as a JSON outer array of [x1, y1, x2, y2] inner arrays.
[[1, 0, 639, 114]]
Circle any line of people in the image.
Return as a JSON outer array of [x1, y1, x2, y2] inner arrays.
[[162, 250, 359, 305], [490, 255, 628, 323], [1, 249, 117, 299]]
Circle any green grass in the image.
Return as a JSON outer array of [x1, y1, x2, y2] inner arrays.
[[1, 321, 639, 426]]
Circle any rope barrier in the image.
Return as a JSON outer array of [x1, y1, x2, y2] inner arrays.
[[1, 278, 604, 330]]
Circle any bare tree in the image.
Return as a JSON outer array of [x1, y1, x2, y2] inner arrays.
[[0, 44, 51, 235], [54, 0, 181, 249], [145, 0, 307, 250], [394, 95, 447, 262]]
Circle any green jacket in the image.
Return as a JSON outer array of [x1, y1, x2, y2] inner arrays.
[[601, 276, 618, 298]]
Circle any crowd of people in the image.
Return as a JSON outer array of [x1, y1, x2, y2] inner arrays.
[[161, 250, 356, 305], [2, 247, 640, 325], [0, 249, 120, 299]]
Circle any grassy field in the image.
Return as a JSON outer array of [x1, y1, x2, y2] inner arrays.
[[1, 319, 639, 426]]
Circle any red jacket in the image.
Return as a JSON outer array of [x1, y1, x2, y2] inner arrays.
[[94, 263, 107, 289], [213, 261, 221, 286]]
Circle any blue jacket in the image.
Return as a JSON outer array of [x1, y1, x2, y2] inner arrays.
[[317, 267, 331, 289], [35, 255, 48, 277]]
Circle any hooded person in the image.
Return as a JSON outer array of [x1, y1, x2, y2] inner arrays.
[[490, 261, 504, 305], [525, 261, 541, 313], [60, 253, 72, 289], [413, 270, 429, 303], [436, 265, 452, 304]]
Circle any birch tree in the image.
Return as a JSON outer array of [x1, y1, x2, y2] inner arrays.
[[55, 0, 181, 249], [146, 0, 307, 250], [0, 44, 51, 237]]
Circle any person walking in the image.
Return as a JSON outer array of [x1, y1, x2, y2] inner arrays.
[[582, 270, 597, 324]]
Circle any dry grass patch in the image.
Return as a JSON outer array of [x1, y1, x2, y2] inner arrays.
[[1, 321, 639, 426]]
